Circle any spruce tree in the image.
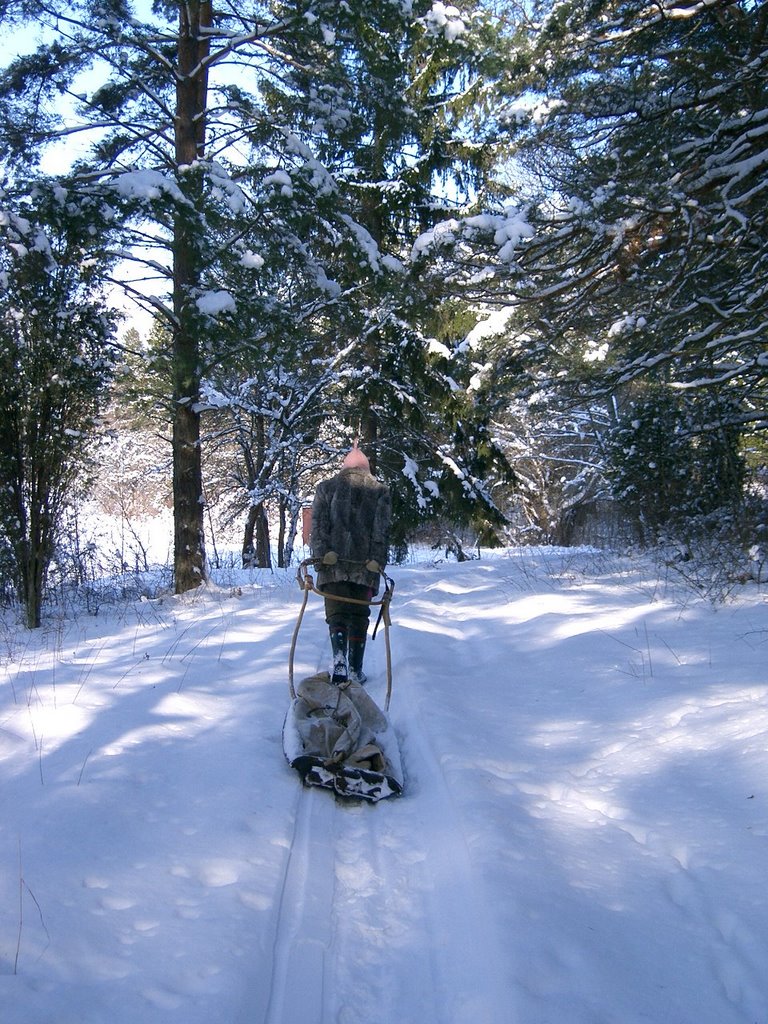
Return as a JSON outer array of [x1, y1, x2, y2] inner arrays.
[[0, 0, 514, 576], [461, 0, 768, 422], [0, 183, 117, 626], [402, 0, 767, 538]]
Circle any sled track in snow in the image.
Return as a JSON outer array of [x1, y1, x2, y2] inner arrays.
[[263, 788, 337, 1024], [262, 687, 509, 1024]]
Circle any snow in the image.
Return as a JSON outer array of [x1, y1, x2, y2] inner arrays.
[[489, 208, 535, 261], [462, 305, 516, 350], [609, 313, 648, 337], [424, 2, 467, 41], [196, 290, 236, 315], [412, 217, 460, 255], [263, 170, 293, 198], [239, 251, 265, 270], [2, 547, 768, 1024], [112, 170, 186, 206], [402, 455, 431, 509], [426, 338, 451, 358], [411, 208, 534, 264], [339, 215, 384, 273], [208, 162, 249, 215], [314, 266, 341, 297]]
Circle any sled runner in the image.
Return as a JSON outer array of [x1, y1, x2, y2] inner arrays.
[[283, 558, 403, 802]]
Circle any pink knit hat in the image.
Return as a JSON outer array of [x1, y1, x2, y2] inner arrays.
[[342, 442, 370, 472]]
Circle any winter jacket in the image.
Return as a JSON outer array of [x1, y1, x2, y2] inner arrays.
[[311, 467, 391, 594]]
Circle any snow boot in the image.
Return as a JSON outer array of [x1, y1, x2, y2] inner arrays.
[[348, 635, 367, 684], [330, 627, 348, 684]]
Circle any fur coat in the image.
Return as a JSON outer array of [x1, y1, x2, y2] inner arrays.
[[310, 467, 391, 594]]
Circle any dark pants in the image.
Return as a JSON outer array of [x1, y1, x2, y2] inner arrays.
[[322, 581, 372, 638]]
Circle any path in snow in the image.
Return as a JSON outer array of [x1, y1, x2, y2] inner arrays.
[[2, 549, 767, 1024], [260, 587, 513, 1024]]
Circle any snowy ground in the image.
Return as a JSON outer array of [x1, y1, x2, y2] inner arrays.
[[1, 547, 767, 1024]]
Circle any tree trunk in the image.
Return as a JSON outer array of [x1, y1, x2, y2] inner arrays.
[[255, 503, 272, 569], [22, 501, 47, 629], [24, 548, 44, 629], [356, 134, 385, 477], [360, 409, 379, 475], [277, 498, 287, 569], [171, 1, 212, 593], [280, 496, 301, 568], [239, 413, 274, 568], [242, 503, 271, 569], [242, 504, 258, 567]]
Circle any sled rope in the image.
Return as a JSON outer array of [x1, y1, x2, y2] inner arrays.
[[288, 558, 395, 710], [287, 574, 312, 700]]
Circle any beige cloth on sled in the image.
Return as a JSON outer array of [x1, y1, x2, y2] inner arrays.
[[294, 672, 389, 772]]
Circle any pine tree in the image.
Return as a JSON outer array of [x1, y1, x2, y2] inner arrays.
[[399, 0, 767, 540], [461, 0, 768, 423], [0, 0, 514, 576], [604, 385, 746, 541], [0, 183, 117, 626]]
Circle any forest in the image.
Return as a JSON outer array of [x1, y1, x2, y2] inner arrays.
[[0, 0, 766, 627]]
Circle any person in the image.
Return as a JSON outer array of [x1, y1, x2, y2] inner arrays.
[[310, 442, 391, 684]]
